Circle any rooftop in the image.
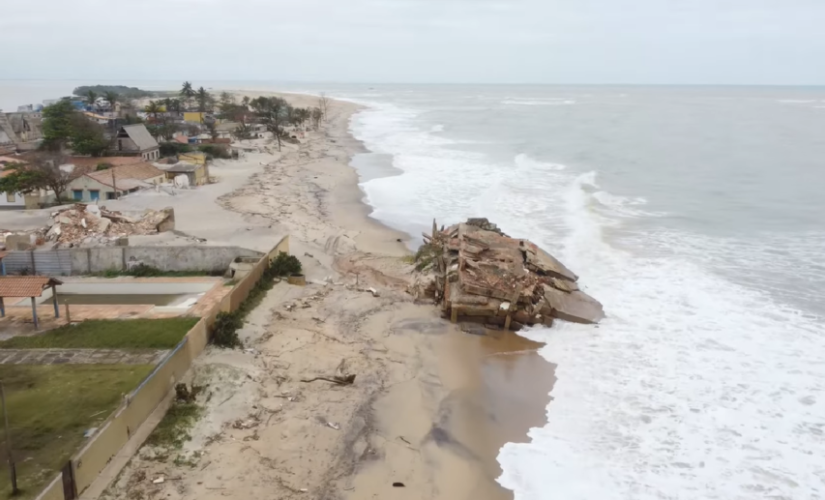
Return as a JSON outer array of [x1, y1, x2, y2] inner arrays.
[[0, 277, 63, 298], [121, 124, 159, 152], [164, 162, 201, 173], [85, 162, 165, 189]]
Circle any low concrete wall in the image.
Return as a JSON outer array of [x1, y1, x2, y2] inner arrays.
[[49, 235, 289, 499], [71, 320, 209, 496], [4, 246, 263, 276], [228, 236, 290, 311]]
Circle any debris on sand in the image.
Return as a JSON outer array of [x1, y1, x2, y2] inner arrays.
[[410, 218, 604, 330], [37, 203, 175, 247]]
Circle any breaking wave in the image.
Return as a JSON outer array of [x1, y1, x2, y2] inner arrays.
[[348, 97, 825, 500]]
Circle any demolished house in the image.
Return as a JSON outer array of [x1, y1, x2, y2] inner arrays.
[[413, 218, 604, 330], [39, 204, 175, 248]]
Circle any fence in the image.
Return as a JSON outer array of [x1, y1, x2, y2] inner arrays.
[[2, 246, 263, 276], [34, 236, 289, 500]]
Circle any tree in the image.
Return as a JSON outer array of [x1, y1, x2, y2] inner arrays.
[[234, 123, 252, 140], [205, 121, 219, 141], [196, 87, 210, 113], [241, 96, 250, 107], [0, 153, 77, 202], [311, 107, 323, 130], [68, 115, 109, 156], [103, 91, 119, 115], [147, 123, 176, 141], [318, 93, 329, 121], [40, 99, 77, 151], [180, 81, 195, 108], [85, 90, 98, 110], [167, 98, 182, 114], [0, 162, 41, 197], [145, 101, 162, 122], [250, 96, 290, 151], [40, 99, 109, 155]]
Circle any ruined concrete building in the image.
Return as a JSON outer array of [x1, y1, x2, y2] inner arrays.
[[412, 218, 604, 331]]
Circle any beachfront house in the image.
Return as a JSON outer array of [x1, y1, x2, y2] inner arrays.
[[0, 157, 54, 209], [66, 161, 165, 201], [111, 124, 161, 161], [162, 162, 210, 187]]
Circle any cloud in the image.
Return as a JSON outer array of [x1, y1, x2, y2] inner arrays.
[[1, 0, 824, 84]]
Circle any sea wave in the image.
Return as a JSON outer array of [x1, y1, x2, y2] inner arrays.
[[348, 97, 825, 500], [497, 166, 825, 500]]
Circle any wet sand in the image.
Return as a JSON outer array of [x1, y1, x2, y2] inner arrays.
[[96, 92, 556, 500]]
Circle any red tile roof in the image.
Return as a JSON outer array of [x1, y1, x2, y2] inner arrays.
[[67, 157, 146, 168], [0, 277, 63, 298], [84, 162, 165, 189]]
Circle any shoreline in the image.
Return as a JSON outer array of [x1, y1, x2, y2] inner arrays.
[[48, 91, 558, 500]]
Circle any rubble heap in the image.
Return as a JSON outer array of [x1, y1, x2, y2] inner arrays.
[[412, 218, 604, 330], [41, 204, 175, 247]]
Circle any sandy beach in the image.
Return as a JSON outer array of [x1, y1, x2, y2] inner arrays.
[[93, 93, 555, 500]]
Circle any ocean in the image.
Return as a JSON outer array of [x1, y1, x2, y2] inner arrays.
[[340, 85, 825, 500], [4, 82, 825, 499]]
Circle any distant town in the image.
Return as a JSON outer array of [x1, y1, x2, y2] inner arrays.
[[0, 82, 324, 208]]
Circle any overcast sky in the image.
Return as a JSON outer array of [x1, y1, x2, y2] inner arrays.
[[1, 0, 824, 85]]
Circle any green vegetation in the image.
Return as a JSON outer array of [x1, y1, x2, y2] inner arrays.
[[211, 312, 243, 349], [0, 364, 154, 499], [198, 144, 230, 159], [40, 99, 108, 155], [414, 242, 439, 272], [159, 142, 192, 157], [0, 318, 199, 350], [270, 252, 302, 277], [73, 85, 154, 100], [146, 384, 203, 451], [0, 152, 77, 202], [211, 253, 302, 349]]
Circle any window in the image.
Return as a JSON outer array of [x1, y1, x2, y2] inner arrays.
[[106, 192, 116, 200], [6, 192, 15, 203], [90, 190, 100, 201], [72, 190, 83, 201]]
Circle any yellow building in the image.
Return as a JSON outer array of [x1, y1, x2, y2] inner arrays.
[[179, 151, 207, 165], [165, 162, 210, 186], [183, 112, 206, 123]]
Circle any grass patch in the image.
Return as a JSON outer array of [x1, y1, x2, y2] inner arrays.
[[145, 402, 200, 450], [210, 252, 302, 349], [0, 318, 200, 350], [400, 255, 416, 264], [0, 364, 154, 499]]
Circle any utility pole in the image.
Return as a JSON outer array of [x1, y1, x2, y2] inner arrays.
[[1, 383, 19, 496], [111, 168, 117, 200]]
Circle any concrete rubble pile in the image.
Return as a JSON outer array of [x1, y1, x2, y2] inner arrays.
[[412, 218, 605, 331], [40, 203, 176, 247]]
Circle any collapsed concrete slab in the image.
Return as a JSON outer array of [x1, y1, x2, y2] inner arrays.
[[36, 204, 176, 248], [410, 218, 604, 330]]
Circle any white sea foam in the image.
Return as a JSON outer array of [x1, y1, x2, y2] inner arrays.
[[349, 99, 825, 500], [497, 172, 825, 500]]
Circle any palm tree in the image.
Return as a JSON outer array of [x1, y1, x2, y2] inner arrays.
[[85, 90, 98, 110], [103, 91, 119, 116], [168, 99, 182, 114], [180, 81, 195, 109], [145, 101, 162, 122], [196, 87, 210, 113]]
